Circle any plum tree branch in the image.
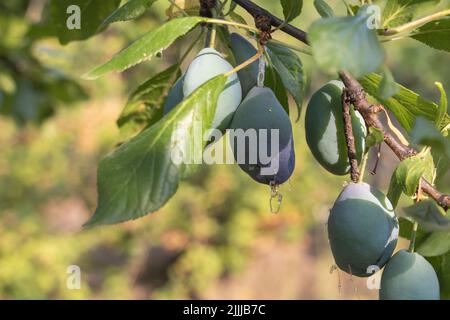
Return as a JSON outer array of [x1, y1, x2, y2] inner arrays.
[[339, 70, 450, 210], [231, 0, 309, 44], [232, 0, 450, 211]]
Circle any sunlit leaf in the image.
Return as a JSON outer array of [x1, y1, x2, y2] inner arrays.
[[360, 73, 450, 132], [101, 0, 158, 27], [411, 17, 450, 52], [387, 152, 434, 208], [83, 17, 205, 79]]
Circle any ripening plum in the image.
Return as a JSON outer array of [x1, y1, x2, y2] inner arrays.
[[229, 86, 295, 185], [380, 250, 440, 300], [305, 81, 367, 176], [183, 48, 242, 131], [328, 182, 399, 277], [230, 33, 260, 97], [163, 75, 184, 115]]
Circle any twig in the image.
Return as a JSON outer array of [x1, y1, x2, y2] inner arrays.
[[339, 70, 450, 210], [342, 90, 360, 183], [383, 9, 450, 36]]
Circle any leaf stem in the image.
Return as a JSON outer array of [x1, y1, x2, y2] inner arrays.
[[383, 9, 450, 36], [206, 18, 259, 32], [209, 25, 217, 48], [409, 221, 419, 253]]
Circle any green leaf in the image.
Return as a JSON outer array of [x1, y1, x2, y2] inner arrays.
[[314, 0, 334, 18], [360, 73, 450, 132], [382, 0, 440, 28], [117, 64, 180, 140], [411, 17, 450, 52], [405, 200, 450, 232], [85, 75, 227, 226], [379, 67, 399, 99], [265, 66, 289, 115], [417, 231, 450, 256], [410, 118, 450, 162], [83, 17, 205, 79], [365, 127, 384, 150], [435, 82, 448, 129], [347, 4, 361, 16], [101, 0, 158, 27], [265, 42, 304, 119], [50, 0, 121, 45], [387, 152, 434, 207], [432, 253, 450, 299], [226, 1, 238, 15], [229, 12, 247, 25], [281, 0, 303, 22], [308, 12, 385, 78]]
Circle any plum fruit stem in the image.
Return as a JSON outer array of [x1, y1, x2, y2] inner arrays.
[[209, 25, 217, 48], [206, 18, 259, 33], [409, 221, 419, 253]]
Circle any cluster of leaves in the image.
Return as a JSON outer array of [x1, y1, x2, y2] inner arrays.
[[46, 0, 304, 226], [0, 0, 88, 125], [61, 3, 450, 223]]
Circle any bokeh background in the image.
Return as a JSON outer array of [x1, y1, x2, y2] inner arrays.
[[0, 0, 449, 299]]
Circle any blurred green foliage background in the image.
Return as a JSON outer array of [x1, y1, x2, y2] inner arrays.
[[0, 0, 449, 299]]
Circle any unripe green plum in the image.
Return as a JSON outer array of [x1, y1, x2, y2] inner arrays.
[[380, 250, 440, 300], [229, 86, 295, 185], [305, 81, 367, 176], [230, 33, 259, 97], [183, 48, 242, 131], [328, 182, 399, 277], [163, 75, 184, 115]]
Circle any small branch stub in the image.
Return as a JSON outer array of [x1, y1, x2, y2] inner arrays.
[[255, 14, 272, 45]]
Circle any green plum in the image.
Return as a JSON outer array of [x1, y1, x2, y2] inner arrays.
[[305, 81, 367, 176], [328, 182, 399, 277], [183, 48, 242, 132], [380, 250, 440, 300]]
